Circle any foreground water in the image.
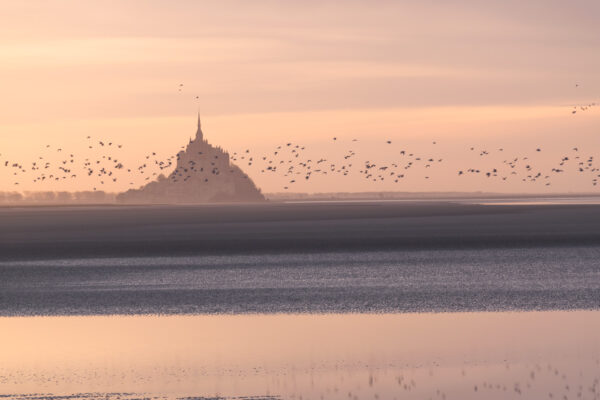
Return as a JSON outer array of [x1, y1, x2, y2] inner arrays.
[[2, 204, 599, 398], [0, 312, 599, 400], [1, 247, 599, 315]]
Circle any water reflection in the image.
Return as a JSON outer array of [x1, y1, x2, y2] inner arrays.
[[1, 312, 599, 399]]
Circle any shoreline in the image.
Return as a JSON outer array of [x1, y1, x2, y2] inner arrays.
[[3, 191, 600, 207]]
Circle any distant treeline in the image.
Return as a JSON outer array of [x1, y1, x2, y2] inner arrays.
[[0, 191, 117, 204], [2, 190, 599, 205]]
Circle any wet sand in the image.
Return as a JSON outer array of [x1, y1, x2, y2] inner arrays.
[[2, 202, 600, 261], [1, 311, 598, 400], [2, 201, 599, 316]]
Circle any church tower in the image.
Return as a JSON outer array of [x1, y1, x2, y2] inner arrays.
[[195, 112, 203, 141]]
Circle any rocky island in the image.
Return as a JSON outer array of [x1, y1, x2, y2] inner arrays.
[[117, 115, 265, 204]]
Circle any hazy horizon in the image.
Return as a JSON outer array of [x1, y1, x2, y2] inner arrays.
[[1, 0, 599, 195]]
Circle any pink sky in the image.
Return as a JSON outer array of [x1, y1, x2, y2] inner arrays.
[[1, 0, 599, 193]]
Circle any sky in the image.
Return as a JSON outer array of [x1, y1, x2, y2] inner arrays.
[[1, 0, 599, 194]]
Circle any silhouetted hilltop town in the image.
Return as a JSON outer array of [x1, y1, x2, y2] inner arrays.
[[117, 115, 265, 204]]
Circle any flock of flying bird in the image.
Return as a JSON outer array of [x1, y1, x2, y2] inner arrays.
[[236, 138, 600, 190], [1, 133, 600, 192], [1, 83, 598, 192], [0, 136, 190, 191]]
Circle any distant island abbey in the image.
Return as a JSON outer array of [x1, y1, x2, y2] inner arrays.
[[117, 115, 265, 203]]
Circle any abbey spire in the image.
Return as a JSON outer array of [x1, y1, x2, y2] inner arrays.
[[195, 111, 203, 141]]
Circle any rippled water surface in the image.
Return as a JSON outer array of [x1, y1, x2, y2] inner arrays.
[[1, 247, 599, 315]]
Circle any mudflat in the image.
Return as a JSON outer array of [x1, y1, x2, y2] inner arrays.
[[2, 201, 600, 316], [1, 201, 600, 260]]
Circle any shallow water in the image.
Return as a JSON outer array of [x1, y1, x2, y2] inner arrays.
[[2, 204, 599, 398], [0, 312, 599, 400], [1, 247, 599, 315]]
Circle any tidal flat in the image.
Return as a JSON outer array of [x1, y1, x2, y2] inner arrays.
[[1, 312, 599, 400], [2, 202, 600, 399]]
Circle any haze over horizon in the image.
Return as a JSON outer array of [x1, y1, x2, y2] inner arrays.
[[1, 0, 599, 194]]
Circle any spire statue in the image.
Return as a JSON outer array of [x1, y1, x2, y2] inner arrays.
[[196, 111, 203, 141]]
